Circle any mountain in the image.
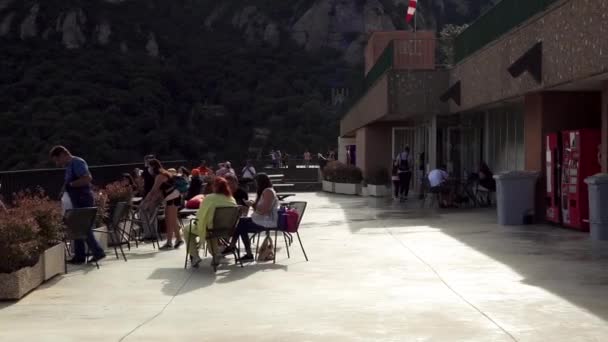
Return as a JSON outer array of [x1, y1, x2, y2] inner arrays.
[[0, 0, 494, 170]]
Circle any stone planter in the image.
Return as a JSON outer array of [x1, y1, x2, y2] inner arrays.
[[359, 186, 369, 197], [322, 180, 335, 193], [94, 226, 108, 251], [334, 182, 360, 195], [368, 184, 389, 197], [43, 243, 65, 281], [0, 243, 66, 300]]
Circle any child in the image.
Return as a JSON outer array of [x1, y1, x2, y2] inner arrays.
[[391, 165, 400, 200]]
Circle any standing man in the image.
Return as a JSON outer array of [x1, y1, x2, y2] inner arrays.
[[241, 160, 257, 190], [304, 150, 311, 168], [394, 146, 412, 201], [276, 150, 283, 168], [50, 146, 105, 264], [270, 150, 278, 169]]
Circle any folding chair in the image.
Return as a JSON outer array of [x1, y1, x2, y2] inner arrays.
[[184, 207, 242, 272], [63, 207, 100, 271], [475, 183, 494, 207], [252, 201, 309, 263], [93, 202, 130, 262], [207, 207, 242, 272]]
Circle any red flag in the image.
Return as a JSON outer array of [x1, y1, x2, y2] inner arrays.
[[406, 0, 418, 23]]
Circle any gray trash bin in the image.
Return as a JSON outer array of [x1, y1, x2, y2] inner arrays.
[[585, 174, 608, 241], [493, 171, 539, 225]]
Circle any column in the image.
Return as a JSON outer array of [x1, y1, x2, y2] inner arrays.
[[428, 115, 437, 171], [602, 81, 608, 172]]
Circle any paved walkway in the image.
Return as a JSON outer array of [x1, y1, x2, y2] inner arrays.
[[2, 193, 608, 341]]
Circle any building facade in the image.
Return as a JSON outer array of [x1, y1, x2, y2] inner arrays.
[[339, 0, 607, 215]]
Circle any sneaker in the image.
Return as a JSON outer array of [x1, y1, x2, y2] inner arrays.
[[67, 258, 86, 265], [89, 254, 106, 263], [159, 243, 173, 250], [190, 255, 202, 268], [174, 240, 184, 249], [239, 254, 254, 262]]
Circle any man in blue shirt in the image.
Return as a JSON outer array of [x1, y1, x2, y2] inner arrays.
[[50, 146, 105, 264]]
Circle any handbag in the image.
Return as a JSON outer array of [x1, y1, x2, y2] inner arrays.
[[257, 235, 274, 261]]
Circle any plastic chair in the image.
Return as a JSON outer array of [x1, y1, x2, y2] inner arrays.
[[63, 207, 99, 271]]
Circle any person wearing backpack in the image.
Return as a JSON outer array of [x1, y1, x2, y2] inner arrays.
[[144, 159, 184, 250], [394, 146, 412, 201]]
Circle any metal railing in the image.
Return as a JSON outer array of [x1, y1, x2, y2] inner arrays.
[[454, 0, 560, 63], [0, 161, 188, 202], [0, 159, 321, 202]]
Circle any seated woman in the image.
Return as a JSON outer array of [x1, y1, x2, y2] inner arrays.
[[478, 162, 496, 191], [223, 173, 279, 262], [185, 169, 203, 200], [186, 177, 236, 268]]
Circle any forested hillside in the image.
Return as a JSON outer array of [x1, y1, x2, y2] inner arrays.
[[0, 0, 495, 170]]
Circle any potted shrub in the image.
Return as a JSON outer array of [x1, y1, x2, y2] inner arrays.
[[103, 180, 133, 216], [367, 168, 390, 197], [324, 162, 363, 195], [100, 180, 133, 246], [322, 161, 339, 193], [0, 191, 66, 300]]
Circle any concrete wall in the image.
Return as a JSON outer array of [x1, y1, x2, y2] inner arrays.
[[524, 92, 602, 171], [341, 74, 389, 136], [524, 91, 602, 219], [603, 82, 608, 172], [365, 31, 436, 75], [389, 70, 449, 118], [451, 0, 608, 112], [355, 124, 393, 178]]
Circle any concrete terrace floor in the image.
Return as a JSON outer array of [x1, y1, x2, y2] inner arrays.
[[2, 193, 608, 341]]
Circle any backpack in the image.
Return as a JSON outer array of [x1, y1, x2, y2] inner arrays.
[[174, 176, 189, 194], [398, 153, 410, 172]]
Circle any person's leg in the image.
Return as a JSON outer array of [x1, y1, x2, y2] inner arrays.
[[231, 218, 262, 257], [72, 239, 86, 262], [393, 180, 400, 199], [403, 172, 412, 198], [398, 172, 407, 198], [167, 204, 183, 246], [85, 227, 106, 259]]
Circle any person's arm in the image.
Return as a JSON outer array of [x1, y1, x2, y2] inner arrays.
[[146, 174, 166, 198], [69, 159, 93, 187]]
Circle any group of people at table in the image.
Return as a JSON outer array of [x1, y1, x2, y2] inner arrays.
[[393, 146, 496, 208], [48, 145, 280, 266], [137, 156, 279, 267]]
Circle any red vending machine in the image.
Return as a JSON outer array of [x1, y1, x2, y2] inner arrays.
[[545, 133, 561, 224], [561, 129, 601, 231]]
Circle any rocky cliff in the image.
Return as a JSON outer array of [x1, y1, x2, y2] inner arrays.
[[0, 0, 494, 65], [0, 0, 495, 170]]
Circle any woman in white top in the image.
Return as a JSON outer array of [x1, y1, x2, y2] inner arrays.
[[224, 173, 279, 261]]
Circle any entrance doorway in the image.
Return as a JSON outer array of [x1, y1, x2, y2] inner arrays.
[[393, 126, 429, 194]]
